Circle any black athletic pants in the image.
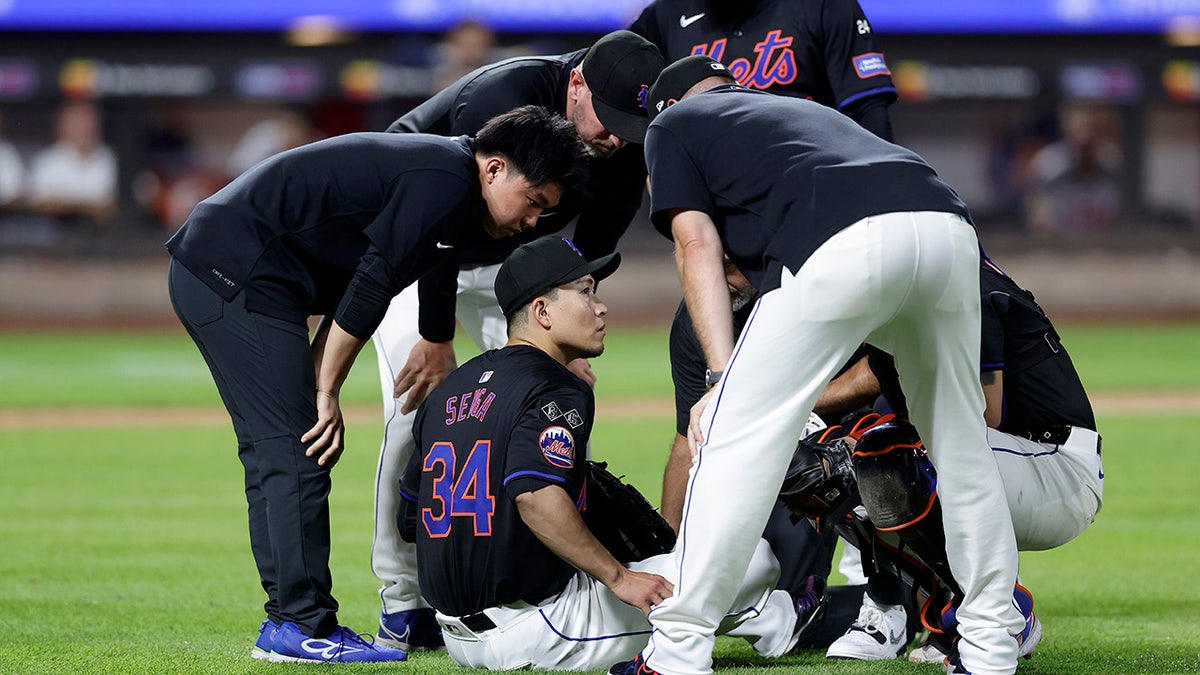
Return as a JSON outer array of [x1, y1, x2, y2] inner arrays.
[[168, 258, 338, 637]]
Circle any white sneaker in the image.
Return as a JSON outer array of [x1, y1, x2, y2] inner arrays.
[[1018, 611, 1042, 659], [825, 595, 908, 660]]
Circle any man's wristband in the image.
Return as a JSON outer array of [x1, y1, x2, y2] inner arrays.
[[704, 369, 723, 390]]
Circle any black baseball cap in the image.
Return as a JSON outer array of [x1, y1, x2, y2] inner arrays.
[[495, 236, 621, 317], [647, 55, 735, 123], [581, 30, 667, 144]]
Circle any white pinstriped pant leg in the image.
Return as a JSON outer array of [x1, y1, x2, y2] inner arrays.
[[990, 427, 1104, 551], [438, 539, 788, 670], [869, 214, 1022, 674], [644, 213, 1022, 675]]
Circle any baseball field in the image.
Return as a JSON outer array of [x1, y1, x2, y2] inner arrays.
[[1, 322, 1198, 674]]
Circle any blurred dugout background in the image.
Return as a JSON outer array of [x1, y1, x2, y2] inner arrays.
[[1, 1, 1200, 325]]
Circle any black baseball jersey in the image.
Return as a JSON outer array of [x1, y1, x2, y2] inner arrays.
[[645, 86, 970, 294], [978, 256, 1096, 435], [386, 52, 648, 342], [630, 0, 896, 110], [870, 258, 1095, 436], [166, 133, 473, 339], [399, 345, 594, 617]]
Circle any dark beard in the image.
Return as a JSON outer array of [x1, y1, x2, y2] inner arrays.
[[579, 345, 605, 359], [706, 0, 760, 25]]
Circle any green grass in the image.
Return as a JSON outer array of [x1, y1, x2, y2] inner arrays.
[[0, 322, 1194, 410], [1, 324, 1199, 673]]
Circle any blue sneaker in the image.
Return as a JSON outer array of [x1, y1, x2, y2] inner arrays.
[[939, 585, 1040, 673], [609, 653, 661, 675], [251, 619, 280, 660], [268, 622, 407, 663], [1012, 584, 1041, 659], [943, 652, 971, 674], [378, 608, 445, 651]]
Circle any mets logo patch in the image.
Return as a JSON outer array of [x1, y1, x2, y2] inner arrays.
[[852, 53, 890, 79], [539, 426, 576, 468]]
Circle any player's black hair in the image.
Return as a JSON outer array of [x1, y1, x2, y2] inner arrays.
[[505, 286, 561, 334], [475, 105, 589, 194]]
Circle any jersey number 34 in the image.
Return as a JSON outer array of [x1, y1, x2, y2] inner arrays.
[[422, 440, 495, 537]]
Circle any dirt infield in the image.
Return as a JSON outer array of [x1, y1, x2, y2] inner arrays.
[[3, 391, 1198, 430]]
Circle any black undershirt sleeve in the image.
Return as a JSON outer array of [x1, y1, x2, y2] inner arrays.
[[842, 95, 894, 142], [335, 248, 399, 340], [417, 255, 461, 343], [397, 422, 424, 543]]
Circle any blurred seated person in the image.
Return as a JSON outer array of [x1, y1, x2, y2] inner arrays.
[[225, 109, 318, 179], [431, 20, 515, 90], [0, 109, 24, 212], [27, 101, 117, 228], [138, 104, 226, 234], [1023, 102, 1122, 239]]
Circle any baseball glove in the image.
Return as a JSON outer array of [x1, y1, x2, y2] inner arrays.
[[584, 460, 677, 563], [778, 426, 860, 529]]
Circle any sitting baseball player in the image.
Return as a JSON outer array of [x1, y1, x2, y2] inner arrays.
[[780, 254, 1105, 670], [398, 236, 812, 670]]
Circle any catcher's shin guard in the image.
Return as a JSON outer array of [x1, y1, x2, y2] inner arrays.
[[851, 419, 958, 593]]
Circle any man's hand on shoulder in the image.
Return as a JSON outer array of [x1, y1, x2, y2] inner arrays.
[[566, 357, 597, 389]]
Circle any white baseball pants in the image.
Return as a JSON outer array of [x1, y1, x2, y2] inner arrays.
[[371, 263, 508, 614], [992, 426, 1104, 552], [436, 539, 797, 670], [645, 212, 1024, 675]]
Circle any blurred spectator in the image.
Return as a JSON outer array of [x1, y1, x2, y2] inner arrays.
[[0, 109, 24, 210], [225, 108, 317, 179], [982, 116, 1055, 224], [1023, 102, 1123, 238], [136, 104, 227, 233], [26, 101, 118, 228], [430, 20, 504, 90]]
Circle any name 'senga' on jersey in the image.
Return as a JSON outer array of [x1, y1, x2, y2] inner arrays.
[[444, 386, 497, 426]]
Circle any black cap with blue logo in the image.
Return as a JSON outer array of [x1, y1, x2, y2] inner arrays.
[[581, 30, 667, 144], [495, 236, 621, 317]]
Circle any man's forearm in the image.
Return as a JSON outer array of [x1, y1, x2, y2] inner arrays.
[[660, 434, 691, 532], [516, 485, 625, 587], [315, 319, 368, 396], [814, 357, 881, 419], [672, 211, 734, 371]]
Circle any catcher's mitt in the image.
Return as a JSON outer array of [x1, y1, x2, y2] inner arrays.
[[584, 460, 677, 563], [778, 426, 860, 529]]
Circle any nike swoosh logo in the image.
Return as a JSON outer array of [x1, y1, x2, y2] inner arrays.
[[301, 638, 363, 659], [435, 242, 454, 249], [680, 12, 705, 28]]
